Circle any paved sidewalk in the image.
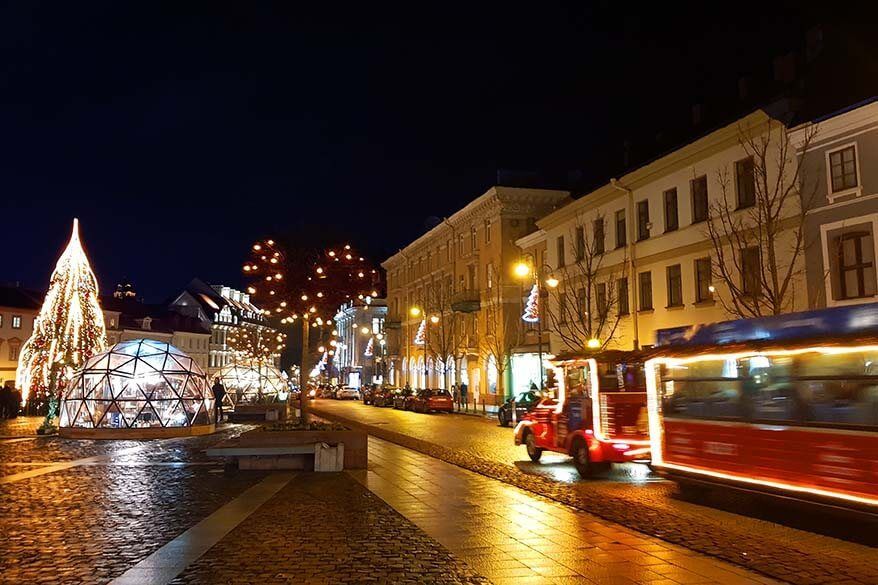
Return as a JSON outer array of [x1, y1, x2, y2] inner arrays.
[[311, 401, 878, 584], [354, 437, 778, 585], [173, 472, 489, 585], [0, 415, 43, 437]]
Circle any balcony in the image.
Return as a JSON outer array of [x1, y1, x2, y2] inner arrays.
[[451, 290, 481, 313]]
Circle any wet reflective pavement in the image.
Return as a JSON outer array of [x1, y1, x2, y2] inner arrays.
[[310, 399, 878, 584], [1, 413, 876, 584]]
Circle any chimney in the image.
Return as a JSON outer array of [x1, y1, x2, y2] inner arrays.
[[691, 103, 705, 126], [773, 52, 796, 84]]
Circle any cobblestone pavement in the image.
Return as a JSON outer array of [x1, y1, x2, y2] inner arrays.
[[0, 425, 265, 584], [357, 437, 778, 585], [0, 415, 43, 437], [310, 400, 878, 585], [173, 472, 489, 585]]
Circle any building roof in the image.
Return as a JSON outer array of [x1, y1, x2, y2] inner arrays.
[[0, 285, 42, 310], [102, 296, 210, 335]]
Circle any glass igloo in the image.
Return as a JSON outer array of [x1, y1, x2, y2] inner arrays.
[[60, 339, 215, 436], [218, 361, 288, 407]]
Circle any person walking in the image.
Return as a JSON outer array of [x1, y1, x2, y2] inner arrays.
[[451, 384, 459, 412], [9, 388, 21, 418], [459, 382, 468, 412], [0, 384, 11, 419], [211, 378, 227, 424]]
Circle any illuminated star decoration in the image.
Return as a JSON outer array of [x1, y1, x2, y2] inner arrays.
[[16, 219, 108, 406]]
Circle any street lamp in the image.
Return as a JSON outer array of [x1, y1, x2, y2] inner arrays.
[[513, 256, 558, 390]]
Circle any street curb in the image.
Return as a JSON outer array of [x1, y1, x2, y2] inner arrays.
[[309, 406, 873, 585]]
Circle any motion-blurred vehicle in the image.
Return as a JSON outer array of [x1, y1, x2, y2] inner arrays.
[[514, 350, 651, 478], [411, 389, 454, 413], [497, 390, 542, 427], [336, 386, 360, 400], [393, 387, 414, 409], [648, 303, 878, 515]]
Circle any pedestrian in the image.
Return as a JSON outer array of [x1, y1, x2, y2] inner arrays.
[[211, 377, 226, 423], [451, 384, 459, 412], [9, 388, 21, 418], [235, 386, 244, 406], [0, 384, 11, 419], [459, 382, 468, 412]]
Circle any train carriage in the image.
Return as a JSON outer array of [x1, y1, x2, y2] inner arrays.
[[647, 303, 878, 515]]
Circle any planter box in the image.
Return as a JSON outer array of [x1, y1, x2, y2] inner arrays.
[[229, 403, 288, 423], [206, 428, 367, 470]]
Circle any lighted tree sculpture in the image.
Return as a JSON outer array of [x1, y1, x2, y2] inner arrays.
[[522, 284, 540, 323], [413, 319, 427, 346], [242, 240, 381, 423], [16, 219, 107, 412]]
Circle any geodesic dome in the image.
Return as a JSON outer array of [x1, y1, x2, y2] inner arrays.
[[217, 361, 288, 406], [60, 339, 215, 431]]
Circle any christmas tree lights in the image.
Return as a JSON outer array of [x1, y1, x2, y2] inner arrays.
[[522, 284, 540, 323], [413, 319, 427, 345], [16, 219, 107, 408]]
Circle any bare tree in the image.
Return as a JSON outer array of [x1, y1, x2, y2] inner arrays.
[[481, 273, 522, 400], [706, 118, 818, 318], [546, 212, 628, 352], [424, 277, 464, 388]]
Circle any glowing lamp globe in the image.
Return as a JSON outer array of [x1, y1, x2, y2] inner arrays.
[[59, 339, 215, 438]]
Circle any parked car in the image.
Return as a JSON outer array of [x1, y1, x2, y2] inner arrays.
[[317, 385, 335, 399], [393, 387, 414, 409], [373, 387, 398, 407], [337, 386, 360, 400], [497, 390, 542, 427], [411, 389, 454, 413], [362, 384, 377, 405]]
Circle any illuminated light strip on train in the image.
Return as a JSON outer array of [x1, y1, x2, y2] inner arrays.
[[644, 345, 878, 508]]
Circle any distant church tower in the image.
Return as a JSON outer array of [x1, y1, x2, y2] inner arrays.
[[113, 279, 137, 300]]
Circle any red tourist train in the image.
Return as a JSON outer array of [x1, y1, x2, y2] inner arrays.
[[514, 350, 651, 477], [647, 303, 878, 516]]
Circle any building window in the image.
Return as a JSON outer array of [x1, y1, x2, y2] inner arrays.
[[637, 200, 650, 241], [486, 263, 494, 290], [0, 314, 3, 327], [577, 288, 586, 318], [833, 231, 876, 300], [829, 145, 859, 193], [735, 156, 756, 209], [556, 235, 566, 267], [12, 315, 21, 329], [695, 257, 713, 303], [617, 278, 629, 315], [470, 225, 477, 250], [558, 292, 567, 323], [9, 341, 20, 361], [484, 219, 491, 244], [594, 218, 605, 254], [663, 188, 678, 232], [447, 239, 452, 261], [639, 272, 653, 311], [575, 226, 585, 261], [615, 210, 627, 249], [741, 246, 761, 297], [458, 234, 465, 255], [596, 282, 607, 317], [666, 264, 683, 307], [691, 175, 708, 223]]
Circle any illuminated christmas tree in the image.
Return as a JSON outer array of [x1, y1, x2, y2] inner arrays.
[[363, 337, 374, 357], [413, 319, 426, 345], [16, 219, 107, 411], [522, 284, 540, 323]]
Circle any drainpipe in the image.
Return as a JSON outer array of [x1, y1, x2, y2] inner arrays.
[[610, 178, 639, 350]]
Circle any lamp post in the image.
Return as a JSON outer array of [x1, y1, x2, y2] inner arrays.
[[513, 258, 558, 390]]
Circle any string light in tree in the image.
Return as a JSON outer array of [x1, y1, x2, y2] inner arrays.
[[413, 319, 427, 345], [16, 219, 107, 407]]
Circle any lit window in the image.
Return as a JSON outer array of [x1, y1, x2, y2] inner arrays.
[[484, 219, 491, 244], [12, 315, 21, 329]]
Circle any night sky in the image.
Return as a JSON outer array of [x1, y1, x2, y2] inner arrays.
[[0, 3, 831, 300]]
